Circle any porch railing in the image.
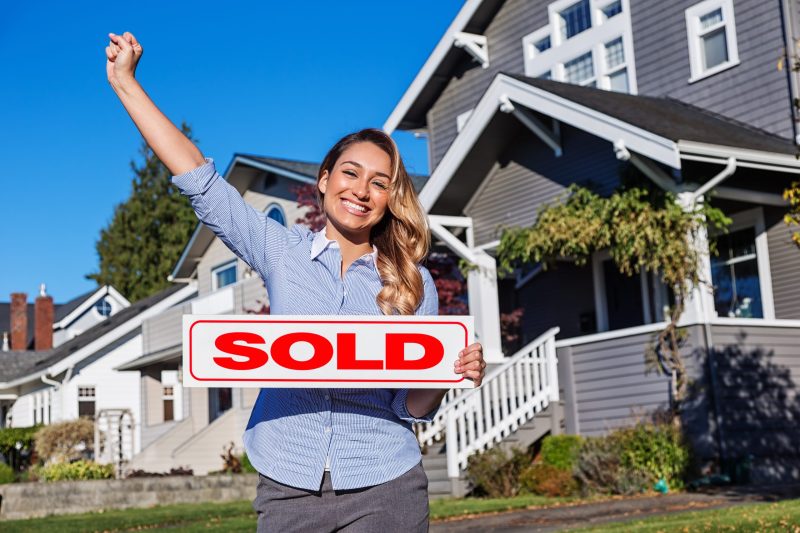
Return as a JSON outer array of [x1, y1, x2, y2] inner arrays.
[[416, 327, 560, 478]]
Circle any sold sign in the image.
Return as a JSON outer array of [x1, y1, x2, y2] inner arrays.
[[182, 315, 473, 388]]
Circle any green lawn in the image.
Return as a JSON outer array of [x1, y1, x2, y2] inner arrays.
[[430, 493, 572, 519]]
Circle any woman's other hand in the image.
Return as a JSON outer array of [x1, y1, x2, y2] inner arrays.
[[106, 32, 143, 88], [454, 342, 486, 387]]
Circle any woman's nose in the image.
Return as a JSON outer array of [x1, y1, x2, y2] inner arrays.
[[352, 178, 369, 199]]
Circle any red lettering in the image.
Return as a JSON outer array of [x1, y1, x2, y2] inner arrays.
[[213, 332, 268, 370], [271, 332, 333, 370], [336, 333, 383, 370], [385, 333, 444, 370]]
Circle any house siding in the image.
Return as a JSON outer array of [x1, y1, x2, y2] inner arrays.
[[765, 206, 800, 319], [428, 0, 548, 170], [631, 0, 794, 138]]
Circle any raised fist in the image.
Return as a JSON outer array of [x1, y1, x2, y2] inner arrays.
[[106, 32, 143, 87]]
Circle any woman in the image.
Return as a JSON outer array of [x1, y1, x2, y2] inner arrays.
[[105, 31, 486, 532]]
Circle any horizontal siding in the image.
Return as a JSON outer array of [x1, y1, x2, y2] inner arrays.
[[142, 303, 190, 355], [428, 0, 549, 169], [765, 206, 800, 319], [632, 0, 793, 138]]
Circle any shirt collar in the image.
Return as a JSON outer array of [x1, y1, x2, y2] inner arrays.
[[310, 229, 379, 267]]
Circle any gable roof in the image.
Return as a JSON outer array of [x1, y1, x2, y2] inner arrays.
[[420, 73, 800, 213], [0, 283, 195, 386], [384, 0, 505, 133]]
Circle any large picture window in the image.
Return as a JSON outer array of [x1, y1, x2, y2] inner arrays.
[[685, 0, 739, 82]]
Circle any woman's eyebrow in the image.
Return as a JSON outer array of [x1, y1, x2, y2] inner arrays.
[[341, 160, 390, 179]]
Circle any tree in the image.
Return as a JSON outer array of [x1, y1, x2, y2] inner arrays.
[[496, 185, 730, 418], [87, 124, 198, 302], [291, 183, 326, 231], [784, 181, 800, 248]]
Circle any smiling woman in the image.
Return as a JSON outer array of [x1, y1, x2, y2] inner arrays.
[[104, 30, 486, 532]]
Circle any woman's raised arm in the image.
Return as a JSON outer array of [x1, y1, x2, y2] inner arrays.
[[106, 32, 205, 175]]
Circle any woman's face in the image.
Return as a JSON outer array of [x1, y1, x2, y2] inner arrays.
[[318, 141, 392, 241]]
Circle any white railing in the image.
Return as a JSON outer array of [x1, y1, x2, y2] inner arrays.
[[416, 327, 560, 478]]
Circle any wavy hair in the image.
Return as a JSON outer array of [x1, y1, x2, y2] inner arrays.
[[316, 129, 430, 315]]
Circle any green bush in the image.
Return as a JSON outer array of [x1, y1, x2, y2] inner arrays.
[[540, 435, 583, 471], [615, 422, 690, 490], [0, 426, 39, 472], [519, 463, 578, 497], [465, 447, 532, 498], [35, 460, 115, 482], [241, 453, 257, 474], [575, 435, 651, 495], [0, 461, 15, 484]]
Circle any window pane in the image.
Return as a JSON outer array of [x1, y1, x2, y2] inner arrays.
[[163, 399, 174, 422], [95, 298, 112, 317], [564, 52, 594, 84], [609, 69, 629, 92], [538, 70, 553, 80], [711, 227, 762, 318], [215, 264, 237, 288], [560, 0, 591, 40], [534, 36, 551, 53], [700, 8, 723, 29], [605, 38, 625, 69], [78, 401, 96, 418], [266, 205, 286, 227], [702, 28, 728, 69], [602, 0, 622, 18]]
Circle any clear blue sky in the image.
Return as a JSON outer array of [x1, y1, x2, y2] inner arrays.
[[0, 0, 462, 304]]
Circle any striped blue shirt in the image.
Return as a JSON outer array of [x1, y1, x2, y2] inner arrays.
[[173, 159, 439, 491]]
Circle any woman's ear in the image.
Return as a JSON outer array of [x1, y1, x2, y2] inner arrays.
[[318, 170, 329, 195]]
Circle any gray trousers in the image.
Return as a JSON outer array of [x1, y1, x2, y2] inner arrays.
[[253, 462, 429, 532]]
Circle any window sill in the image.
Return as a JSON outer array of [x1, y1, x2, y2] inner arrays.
[[688, 59, 740, 84]]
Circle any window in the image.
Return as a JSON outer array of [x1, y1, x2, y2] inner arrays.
[[265, 204, 286, 227], [564, 52, 595, 85], [163, 386, 174, 422], [208, 388, 232, 423], [78, 386, 96, 418], [685, 0, 739, 82], [601, 0, 622, 19], [94, 297, 112, 317], [559, 0, 592, 41], [605, 37, 629, 92], [534, 36, 551, 53], [711, 227, 762, 318], [212, 260, 237, 290]]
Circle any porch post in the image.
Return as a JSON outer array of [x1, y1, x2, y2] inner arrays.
[[467, 250, 504, 363], [677, 192, 716, 323]]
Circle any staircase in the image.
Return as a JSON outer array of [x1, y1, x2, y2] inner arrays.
[[418, 327, 561, 498]]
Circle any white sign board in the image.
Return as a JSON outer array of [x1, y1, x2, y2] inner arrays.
[[182, 315, 474, 389]]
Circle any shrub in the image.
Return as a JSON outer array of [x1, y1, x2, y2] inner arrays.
[[0, 426, 39, 472], [0, 462, 15, 484], [540, 435, 583, 471], [466, 447, 532, 498], [34, 418, 95, 464], [615, 422, 690, 490], [125, 467, 193, 478], [575, 435, 651, 495], [519, 463, 578, 497], [35, 460, 114, 482]]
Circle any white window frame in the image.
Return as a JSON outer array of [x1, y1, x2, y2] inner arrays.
[[211, 259, 238, 291], [709, 207, 775, 319], [522, 0, 637, 94], [685, 0, 739, 83]]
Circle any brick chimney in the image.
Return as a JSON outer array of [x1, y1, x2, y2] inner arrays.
[[10, 292, 27, 350], [35, 284, 54, 351]]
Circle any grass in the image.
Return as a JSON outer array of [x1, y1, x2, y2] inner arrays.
[[568, 498, 800, 532], [429, 493, 572, 519]]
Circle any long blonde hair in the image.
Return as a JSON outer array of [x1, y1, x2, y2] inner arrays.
[[317, 129, 430, 315]]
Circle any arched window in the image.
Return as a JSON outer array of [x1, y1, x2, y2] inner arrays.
[[265, 203, 287, 227]]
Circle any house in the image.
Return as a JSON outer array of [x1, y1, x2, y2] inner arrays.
[[385, 0, 800, 493]]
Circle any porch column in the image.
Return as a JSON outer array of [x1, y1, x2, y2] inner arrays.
[[677, 192, 716, 323], [428, 215, 504, 363]]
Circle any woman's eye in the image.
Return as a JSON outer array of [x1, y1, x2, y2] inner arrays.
[[344, 170, 357, 177], [372, 181, 389, 190]]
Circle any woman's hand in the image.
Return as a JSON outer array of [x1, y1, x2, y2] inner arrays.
[[455, 342, 486, 387], [106, 32, 143, 88]]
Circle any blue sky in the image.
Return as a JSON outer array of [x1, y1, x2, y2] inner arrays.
[[0, 0, 462, 304]]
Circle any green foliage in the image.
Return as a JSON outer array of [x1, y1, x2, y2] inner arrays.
[[35, 460, 114, 482], [87, 124, 199, 302], [575, 435, 651, 495], [540, 434, 583, 471], [0, 461, 16, 484], [0, 426, 39, 471], [615, 422, 690, 490], [240, 453, 257, 474], [34, 418, 94, 464], [465, 447, 532, 498], [785, 181, 800, 248], [519, 463, 579, 497]]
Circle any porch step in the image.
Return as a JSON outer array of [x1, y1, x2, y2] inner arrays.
[[422, 442, 455, 499]]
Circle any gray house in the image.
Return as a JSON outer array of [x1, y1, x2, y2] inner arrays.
[[386, 0, 800, 494]]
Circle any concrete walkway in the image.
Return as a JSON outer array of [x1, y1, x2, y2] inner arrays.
[[430, 485, 800, 532]]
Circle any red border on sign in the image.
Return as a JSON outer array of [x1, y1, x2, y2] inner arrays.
[[188, 319, 469, 383]]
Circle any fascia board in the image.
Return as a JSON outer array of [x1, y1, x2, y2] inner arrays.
[[384, 0, 486, 134], [678, 140, 800, 171], [0, 283, 199, 389], [52, 286, 109, 330], [419, 74, 680, 211]]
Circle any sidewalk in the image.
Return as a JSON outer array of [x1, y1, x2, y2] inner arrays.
[[430, 485, 800, 532]]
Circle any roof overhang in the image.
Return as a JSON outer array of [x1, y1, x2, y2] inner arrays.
[[420, 74, 800, 212], [170, 155, 316, 280], [115, 344, 181, 371], [53, 286, 131, 330]]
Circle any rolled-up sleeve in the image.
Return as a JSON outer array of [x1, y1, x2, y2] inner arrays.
[[172, 158, 288, 280], [391, 388, 438, 424]]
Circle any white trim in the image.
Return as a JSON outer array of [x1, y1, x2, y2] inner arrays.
[[52, 286, 131, 330], [453, 32, 490, 68], [713, 186, 789, 207], [418, 73, 680, 211], [710, 317, 800, 327], [383, 0, 486, 134], [591, 250, 610, 332], [556, 321, 666, 347], [211, 259, 238, 292], [685, 0, 740, 83], [678, 141, 800, 172], [456, 109, 474, 133]]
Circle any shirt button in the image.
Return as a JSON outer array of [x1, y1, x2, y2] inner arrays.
[[324, 395, 330, 401], [324, 427, 331, 434], [343, 289, 347, 296]]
